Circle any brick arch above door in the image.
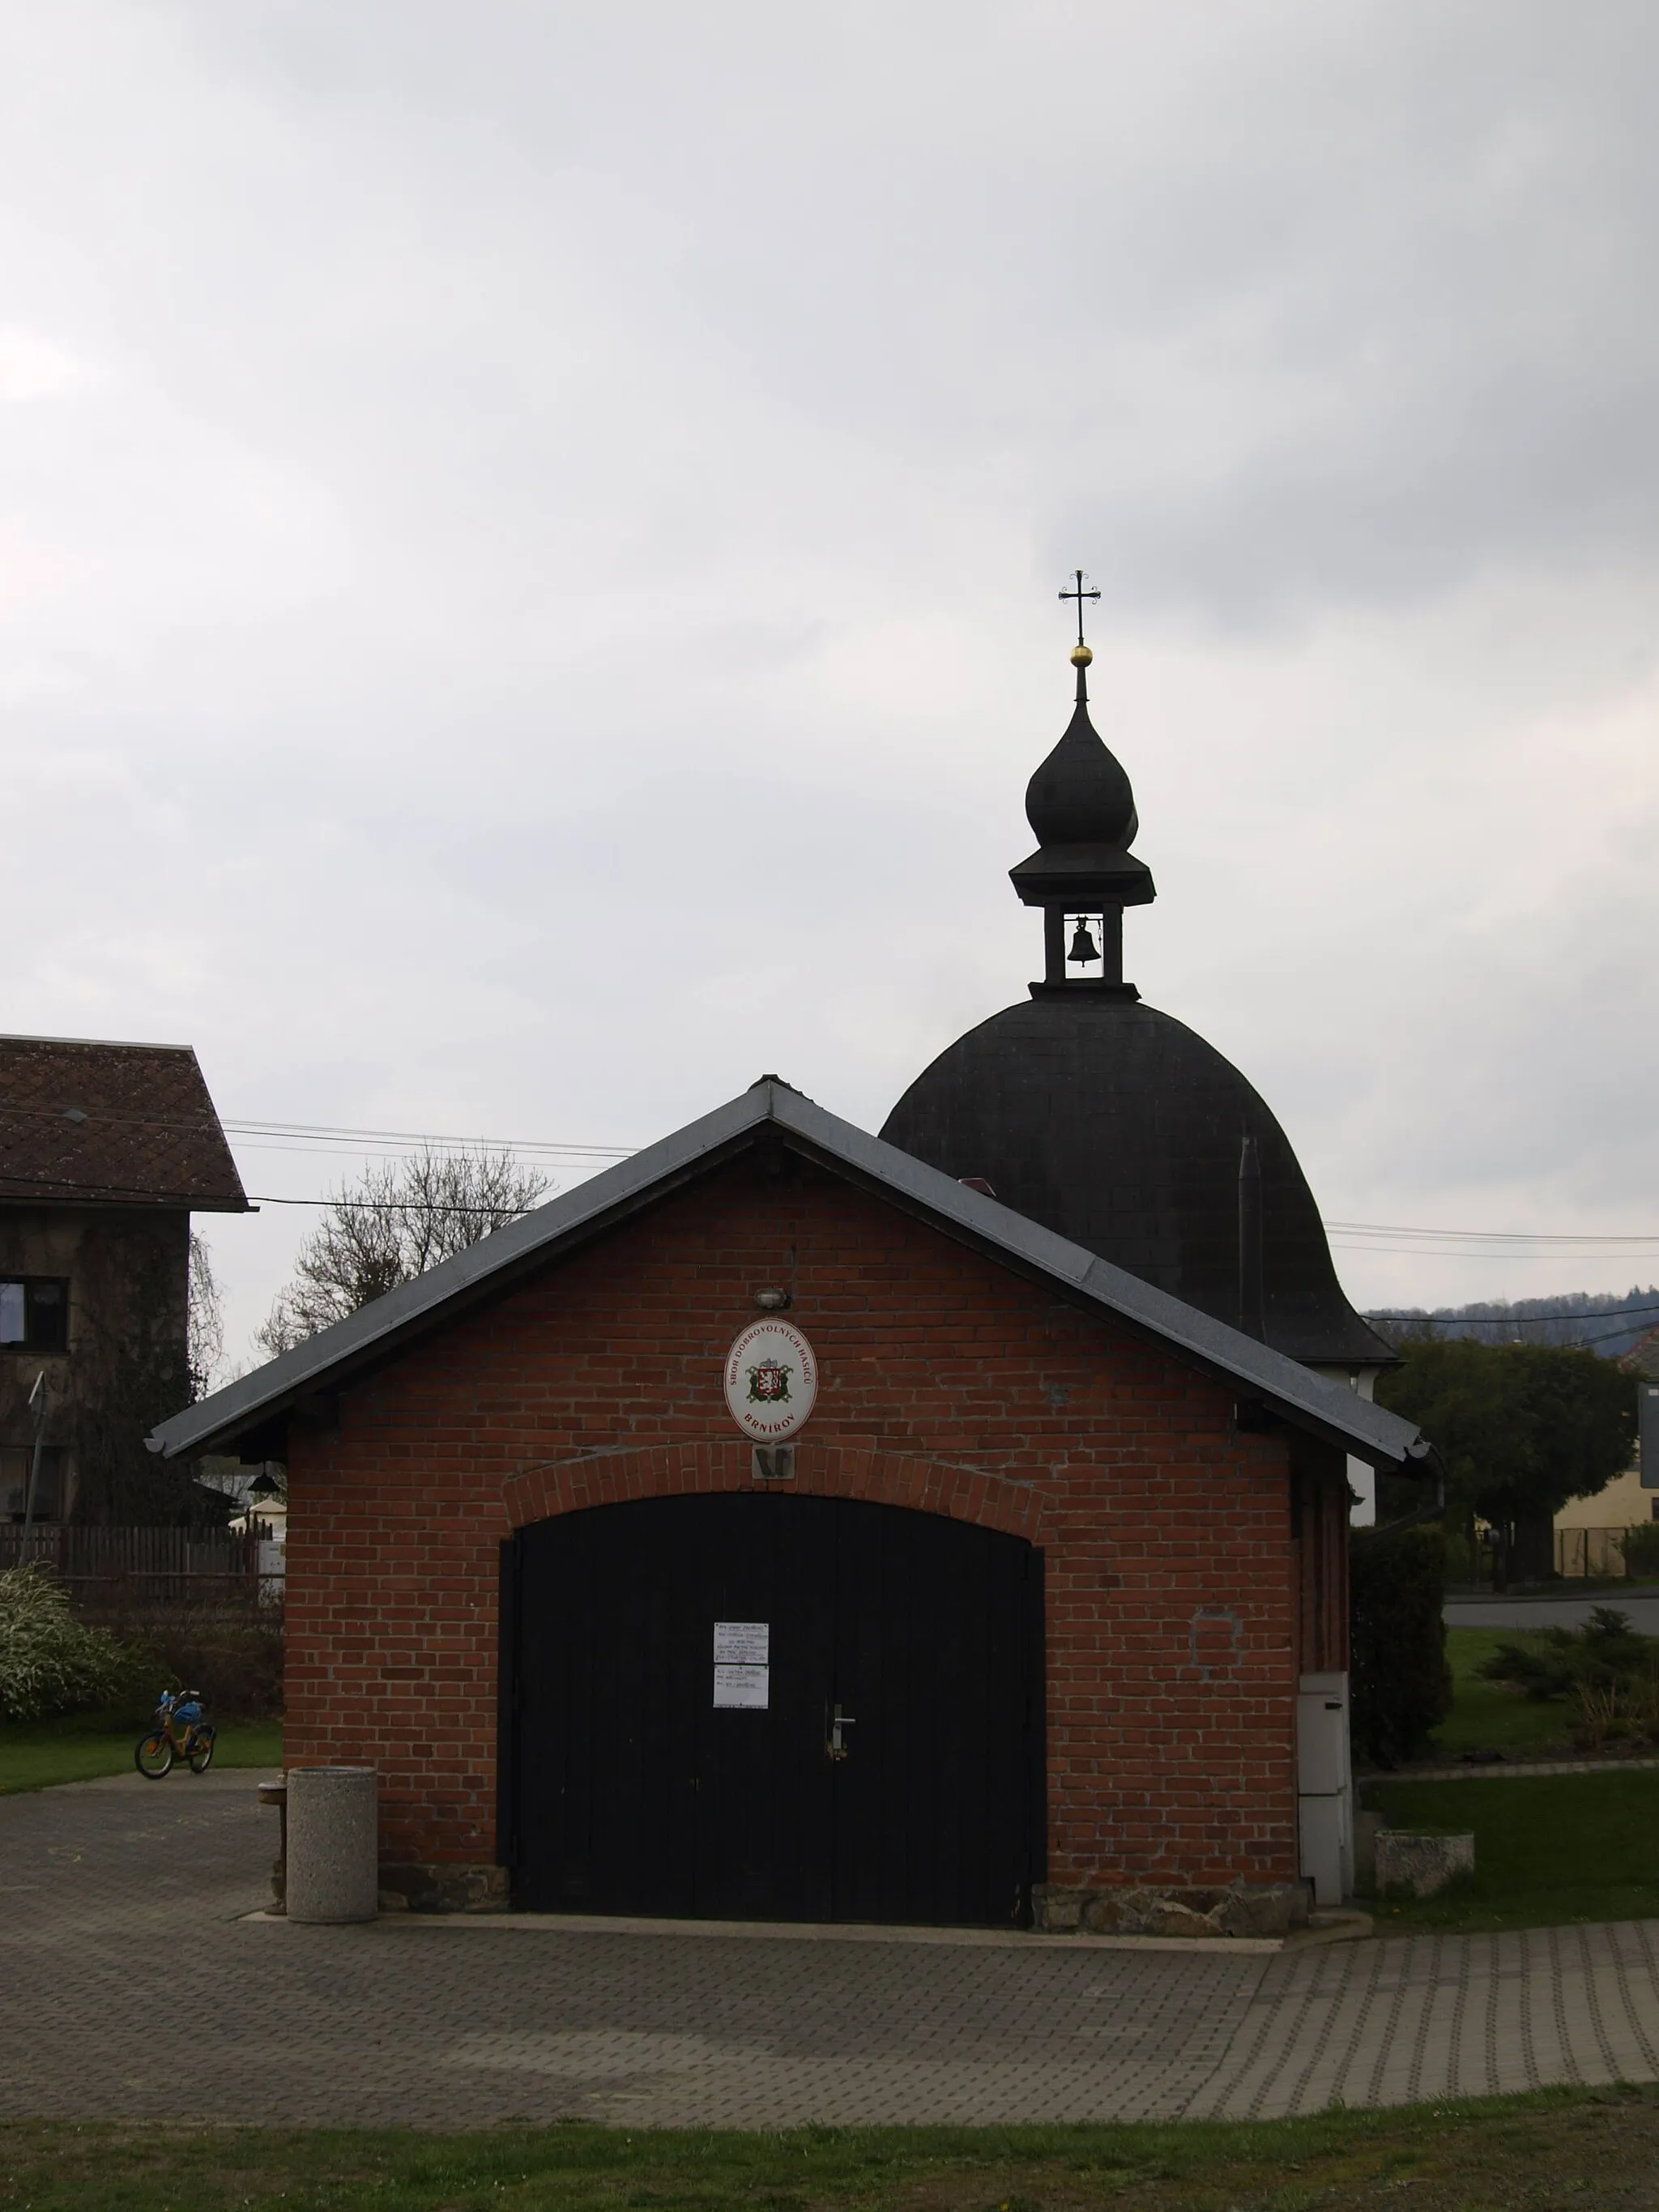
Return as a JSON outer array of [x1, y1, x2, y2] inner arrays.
[[501, 1440, 1047, 1545]]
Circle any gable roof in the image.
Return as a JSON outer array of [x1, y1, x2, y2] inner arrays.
[[0, 1034, 249, 1211], [147, 1079, 1427, 1470]]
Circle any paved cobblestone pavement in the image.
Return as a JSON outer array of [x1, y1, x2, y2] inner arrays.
[[5, 1770, 1659, 2126]]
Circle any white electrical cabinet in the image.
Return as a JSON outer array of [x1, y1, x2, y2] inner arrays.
[[1297, 1669, 1352, 1906]]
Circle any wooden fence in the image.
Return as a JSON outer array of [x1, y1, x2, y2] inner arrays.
[[0, 1524, 282, 1607]]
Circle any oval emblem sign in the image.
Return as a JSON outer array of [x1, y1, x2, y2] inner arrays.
[[724, 1319, 818, 1442]]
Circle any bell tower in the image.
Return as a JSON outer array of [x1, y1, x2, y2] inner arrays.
[[1009, 573, 1155, 999]]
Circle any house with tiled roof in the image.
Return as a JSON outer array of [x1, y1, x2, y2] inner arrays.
[[1, 1034, 248, 1525]]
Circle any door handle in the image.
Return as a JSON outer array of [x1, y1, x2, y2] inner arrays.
[[827, 1703, 856, 1761]]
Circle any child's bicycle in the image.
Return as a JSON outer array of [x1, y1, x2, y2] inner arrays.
[[134, 1689, 215, 1779]]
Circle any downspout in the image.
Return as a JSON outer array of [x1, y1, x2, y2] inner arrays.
[[19, 1370, 47, 1562], [1365, 1451, 1447, 1539], [1238, 1135, 1265, 1340]]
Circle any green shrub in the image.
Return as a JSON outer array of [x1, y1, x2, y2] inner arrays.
[[1567, 1677, 1659, 1750], [1350, 1524, 1453, 1767], [1440, 1527, 1479, 1584], [129, 1612, 283, 1720], [0, 1566, 134, 1722], [1478, 1605, 1659, 1705], [79, 1599, 284, 1720], [1623, 1523, 1659, 1577]]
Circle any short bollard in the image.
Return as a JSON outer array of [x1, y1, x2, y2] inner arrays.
[[285, 1767, 378, 1924], [257, 1776, 288, 1912]]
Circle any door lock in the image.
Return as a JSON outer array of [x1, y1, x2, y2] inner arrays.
[[826, 1703, 856, 1761]]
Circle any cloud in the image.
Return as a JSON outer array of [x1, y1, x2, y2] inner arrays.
[[2, 1, 1658, 1350]]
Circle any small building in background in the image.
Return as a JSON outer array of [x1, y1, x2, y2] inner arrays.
[[1553, 1465, 1656, 1578], [199, 1455, 288, 1594], [0, 1034, 248, 1526], [1550, 1326, 1659, 1575], [1557, 1327, 1659, 1575], [1555, 1466, 1655, 1535]]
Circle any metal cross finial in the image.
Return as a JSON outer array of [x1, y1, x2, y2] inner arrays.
[[1057, 569, 1101, 649]]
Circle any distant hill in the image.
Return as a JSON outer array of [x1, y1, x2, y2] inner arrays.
[[1367, 1287, 1659, 1362]]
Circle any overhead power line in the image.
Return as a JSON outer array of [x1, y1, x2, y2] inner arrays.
[[229, 1196, 1659, 1339], [222, 1119, 633, 1161], [228, 1193, 1659, 1327], [11, 1097, 1659, 1268], [0, 1099, 635, 1161]]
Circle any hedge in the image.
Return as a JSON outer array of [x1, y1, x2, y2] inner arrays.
[[1350, 1522, 1452, 1768], [0, 1565, 134, 1722]]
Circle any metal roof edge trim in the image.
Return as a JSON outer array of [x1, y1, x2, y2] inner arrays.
[[150, 1080, 1422, 1470], [148, 1089, 770, 1458], [0, 1033, 201, 1053], [0, 1187, 252, 1212], [763, 1089, 1419, 1468]]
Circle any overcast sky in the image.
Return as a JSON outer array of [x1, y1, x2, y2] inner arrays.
[[6, 2, 1659, 1366]]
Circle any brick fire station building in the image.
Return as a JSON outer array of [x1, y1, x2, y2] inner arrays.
[[152, 643, 1429, 1935]]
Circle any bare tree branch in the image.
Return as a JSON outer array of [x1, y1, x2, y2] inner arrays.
[[188, 1233, 225, 1397], [257, 1147, 552, 1357]]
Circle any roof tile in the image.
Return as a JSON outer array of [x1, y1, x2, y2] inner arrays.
[[0, 1035, 248, 1209]]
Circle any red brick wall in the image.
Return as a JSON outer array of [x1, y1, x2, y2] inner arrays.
[[284, 1152, 1309, 1891], [1291, 1436, 1351, 1677]]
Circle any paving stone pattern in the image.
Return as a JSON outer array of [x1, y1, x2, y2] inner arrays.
[[5, 1771, 1659, 2126]]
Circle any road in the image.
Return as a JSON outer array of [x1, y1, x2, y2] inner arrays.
[[1446, 1595, 1659, 1631]]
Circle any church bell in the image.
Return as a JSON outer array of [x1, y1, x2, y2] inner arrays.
[[1068, 918, 1100, 965]]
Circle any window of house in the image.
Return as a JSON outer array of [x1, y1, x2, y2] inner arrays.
[[1, 1446, 66, 1520], [0, 1280, 68, 1353]]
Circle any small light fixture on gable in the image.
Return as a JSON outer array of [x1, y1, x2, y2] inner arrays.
[[753, 1287, 791, 1311]]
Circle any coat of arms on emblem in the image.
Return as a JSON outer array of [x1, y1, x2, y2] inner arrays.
[[746, 1360, 792, 1404], [725, 1320, 815, 1440]]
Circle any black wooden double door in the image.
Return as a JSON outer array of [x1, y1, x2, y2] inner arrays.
[[504, 1494, 1043, 1926]]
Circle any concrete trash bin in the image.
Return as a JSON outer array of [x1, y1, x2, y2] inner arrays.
[[285, 1767, 378, 1923]]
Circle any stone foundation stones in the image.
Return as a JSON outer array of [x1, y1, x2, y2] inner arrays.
[[1033, 1881, 1310, 1937], [1374, 1831, 1474, 1899], [377, 1862, 511, 1913]]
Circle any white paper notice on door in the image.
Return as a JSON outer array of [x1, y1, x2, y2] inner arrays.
[[713, 1663, 770, 1708], [713, 1622, 769, 1665]]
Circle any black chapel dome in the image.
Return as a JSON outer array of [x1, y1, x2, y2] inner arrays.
[[879, 639, 1393, 1373], [881, 995, 1392, 1368]]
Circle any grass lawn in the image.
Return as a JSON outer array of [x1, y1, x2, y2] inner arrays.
[[1363, 1766, 1659, 1933], [6, 2088, 1659, 2212], [1430, 1626, 1572, 1758], [0, 1715, 281, 1793]]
